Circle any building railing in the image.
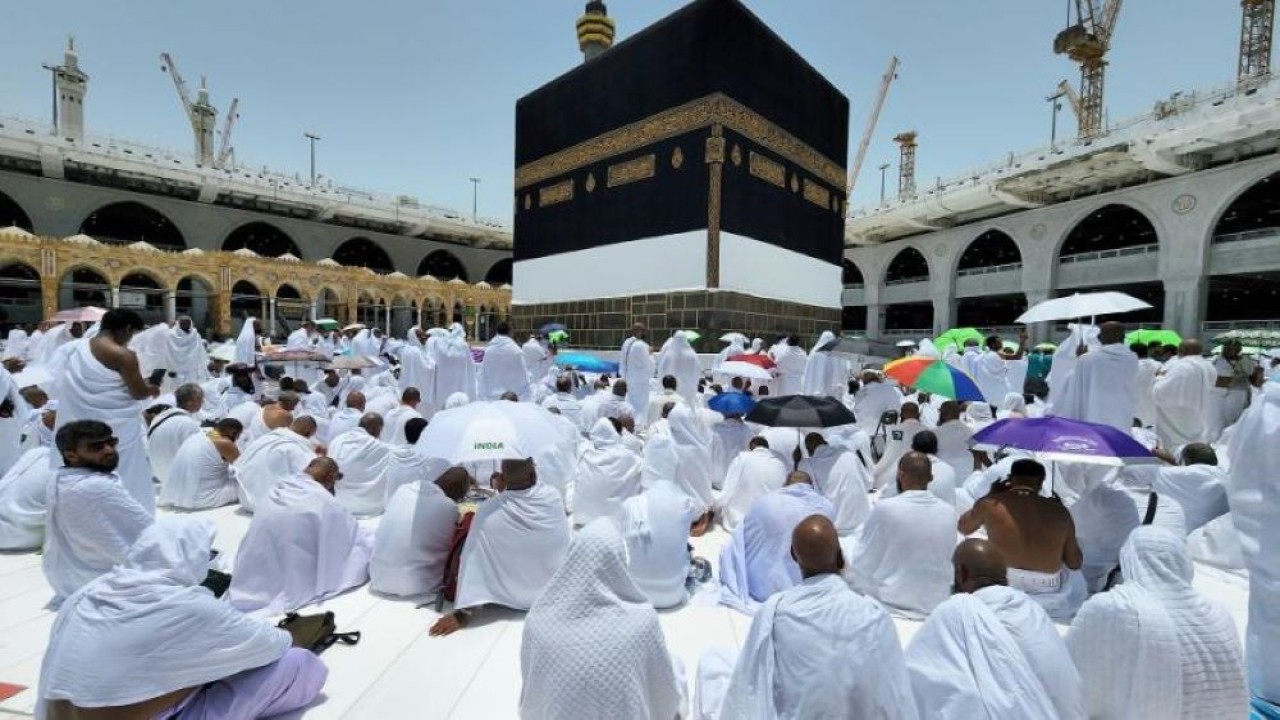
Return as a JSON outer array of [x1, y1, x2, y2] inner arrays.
[[956, 262, 1023, 278], [1213, 228, 1280, 245], [843, 283, 866, 290], [1202, 320, 1280, 333], [1058, 243, 1159, 265], [883, 276, 930, 287], [881, 328, 931, 338]]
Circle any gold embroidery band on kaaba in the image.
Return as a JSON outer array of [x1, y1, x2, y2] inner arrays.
[[514, 93, 846, 192], [606, 154, 656, 188], [748, 151, 786, 188], [538, 179, 574, 207]]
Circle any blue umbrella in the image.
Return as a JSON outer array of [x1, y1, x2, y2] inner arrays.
[[972, 417, 1158, 466], [540, 322, 567, 335], [555, 353, 619, 375], [708, 391, 757, 417]]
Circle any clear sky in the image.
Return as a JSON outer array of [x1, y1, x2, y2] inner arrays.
[[0, 1, 1243, 216]]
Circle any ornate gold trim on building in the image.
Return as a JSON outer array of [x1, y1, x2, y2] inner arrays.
[[671, 147, 684, 169], [538, 179, 575, 207], [514, 93, 846, 191], [606, 154, 656, 188], [748, 151, 786, 188], [803, 178, 831, 209], [585, 173, 597, 193], [706, 126, 724, 289]]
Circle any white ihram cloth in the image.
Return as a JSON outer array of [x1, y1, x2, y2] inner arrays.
[[644, 389, 684, 430], [934, 419, 975, 479], [716, 447, 787, 532], [3, 328, 29, 361], [797, 444, 871, 534], [520, 520, 684, 720], [800, 331, 845, 397], [847, 490, 958, 619], [872, 419, 926, 490], [879, 455, 958, 509], [398, 328, 435, 402], [1052, 343, 1139, 432], [1125, 462, 1229, 534], [380, 404, 422, 446], [233, 318, 258, 366], [968, 350, 1025, 408], [127, 324, 170, 380], [712, 337, 746, 370], [1135, 356, 1161, 427], [1068, 526, 1246, 719], [718, 484, 835, 613], [656, 331, 700, 404], [770, 343, 808, 396], [906, 592, 1058, 720], [54, 343, 152, 513], [431, 324, 476, 401], [853, 381, 901, 436], [0, 447, 55, 550], [712, 573, 917, 720], [159, 432, 236, 510], [454, 482, 570, 611], [329, 429, 393, 516], [478, 334, 531, 400], [382, 446, 449, 507], [146, 408, 201, 487], [228, 472, 373, 615], [620, 335, 655, 422], [324, 406, 362, 445], [370, 479, 459, 597], [1225, 382, 1280, 703], [666, 404, 716, 512], [615, 480, 699, 609], [1047, 324, 1100, 410], [709, 418, 753, 488], [521, 337, 551, 385], [573, 419, 642, 527], [233, 428, 314, 513], [36, 518, 294, 718], [167, 325, 209, 384], [1153, 355, 1216, 447], [43, 467, 153, 605]]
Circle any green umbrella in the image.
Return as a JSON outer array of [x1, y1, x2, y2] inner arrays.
[[681, 330, 701, 343], [547, 330, 570, 344], [1125, 329, 1181, 347], [315, 318, 340, 331], [934, 328, 985, 353]]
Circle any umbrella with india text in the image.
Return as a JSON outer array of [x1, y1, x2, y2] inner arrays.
[[883, 356, 985, 402]]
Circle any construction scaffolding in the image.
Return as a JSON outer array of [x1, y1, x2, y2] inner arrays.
[[1240, 0, 1275, 87]]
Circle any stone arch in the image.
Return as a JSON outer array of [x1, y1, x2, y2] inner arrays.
[[118, 268, 170, 291], [883, 245, 931, 284], [418, 250, 468, 282], [316, 287, 345, 324], [58, 265, 111, 309], [79, 201, 186, 250], [230, 279, 267, 329], [420, 296, 447, 328], [956, 229, 1022, 273], [274, 282, 310, 333], [390, 293, 417, 336], [333, 237, 394, 274], [118, 270, 167, 322], [1212, 170, 1280, 241], [484, 258, 513, 285], [0, 260, 42, 326], [0, 190, 33, 231], [1056, 203, 1159, 259], [842, 259, 865, 287], [222, 222, 302, 258], [175, 275, 215, 333]]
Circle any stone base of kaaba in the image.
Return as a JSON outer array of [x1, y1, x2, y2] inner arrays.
[[511, 290, 840, 351]]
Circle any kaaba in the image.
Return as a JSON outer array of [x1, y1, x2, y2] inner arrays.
[[511, 0, 849, 350]]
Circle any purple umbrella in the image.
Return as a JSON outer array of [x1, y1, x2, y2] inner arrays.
[[972, 416, 1158, 466]]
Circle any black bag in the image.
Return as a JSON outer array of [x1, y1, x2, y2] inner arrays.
[[276, 612, 361, 654], [200, 569, 232, 598]]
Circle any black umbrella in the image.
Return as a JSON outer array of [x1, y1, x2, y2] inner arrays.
[[818, 336, 870, 355], [744, 395, 857, 428]]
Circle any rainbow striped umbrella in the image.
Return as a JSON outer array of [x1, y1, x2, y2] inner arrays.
[[883, 356, 985, 402]]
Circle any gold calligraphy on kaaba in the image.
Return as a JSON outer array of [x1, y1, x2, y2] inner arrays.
[[538, 179, 574, 207], [803, 178, 830, 209], [606, 154, 656, 188], [748, 151, 786, 188]]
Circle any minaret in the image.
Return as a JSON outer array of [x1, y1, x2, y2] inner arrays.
[[191, 78, 218, 166], [576, 1, 616, 62], [52, 37, 89, 142]]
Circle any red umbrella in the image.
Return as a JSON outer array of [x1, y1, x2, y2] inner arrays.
[[728, 353, 776, 370], [51, 306, 107, 323]]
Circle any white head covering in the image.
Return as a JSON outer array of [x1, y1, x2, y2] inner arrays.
[[666, 404, 715, 510], [519, 520, 683, 720], [445, 392, 470, 409], [965, 401, 994, 428], [3, 328, 29, 361], [234, 317, 258, 366], [998, 392, 1027, 418]]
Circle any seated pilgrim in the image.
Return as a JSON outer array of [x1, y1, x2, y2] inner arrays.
[[37, 517, 328, 720], [718, 471, 836, 614], [242, 391, 300, 447], [371, 466, 470, 598], [715, 436, 787, 532], [1067, 526, 1247, 719], [614, 479, 701, 609], [710, 410, 754, 488], [573, 418, 643, 527], [382, 417, 449, 504], [1124, 442, 1229, 535], [429, 458, 570, 636], [323, 391, 366, 445], [330, 413, 393, 516], [0, 445, 57, 550], [905, 539, 1086, 720], [158, 418, 244, 511], [519, 520, 687, 720], [871, 402, 926, 491], [228, 457, 374, 615], [880, 431, 959, 508], [959, 458, 1088, 621], [233, 416, 318, 513], [145, 383, 205, 487], [797, 433, 871, 535], [380, 387, 423, 446], [698, 515, 917, 719], [847, 452, 958, 619], [43, 420, 153, 606]]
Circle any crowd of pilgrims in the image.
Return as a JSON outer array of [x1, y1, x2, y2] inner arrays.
[[0, 309, 1275, 718]]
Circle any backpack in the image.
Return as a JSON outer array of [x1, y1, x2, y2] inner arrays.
[[277, 611, 361, 654], [440, 511, 476, 606]]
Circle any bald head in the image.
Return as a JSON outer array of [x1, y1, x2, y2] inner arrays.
[[897, 451, 932, 492], [290, 415, 317, 438], [938, 400, 961, 423], [1180, 339, 1203, 357], [785, 470, 814, 487], [499, 458, 537, 492], [1099, 321, 1125, 345], [359, 412, 384, 438], [791, 514, 843, 578], [899, 402, 920, 421], [345, 391, 366, 411], [953, 538, 1008, 594], [305, 456, 341, 494]]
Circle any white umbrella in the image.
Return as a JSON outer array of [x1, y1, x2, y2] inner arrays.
[[414, 401, 563, 464], [1016, 291, 1152, 324], [714, 360, 773, 382], [208, 342, 237, 363], [896, 340, 918, 348], [327, 356, 376, 370], [719, 332, 749, 345]]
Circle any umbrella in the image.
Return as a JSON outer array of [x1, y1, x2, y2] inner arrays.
[[745, 395, 857, 428], [327, 356, 376, 370], [817, 336, 870, 355], [341, 323, 367, 333], [883, 356, 985, 402], [555, 352, 619, 375], [51, 306, 107, 323], [896, 340, 918, 348], [264, 349, 328, 363], [540, 322, 567, 335], [715, 361, 773, 382], [680, 330, 702, 343], [728, 353, 776, 369], [708, 392, 757, 416], [415, 401, 564, 464], [1215, 329, 1280, 346], [719, 332, 749, 344], [1211, 344, 1266, 355], [933, 328, 985, 353], [1016, 291, 1151, 324], [1033, 342, 1058, 352], [972, 416, 1158, 467], [470, 348, 485, 364], [207, 342, 237, 363], [1125, 329, 1181, 347], [315, 318, 340, 331], [547, 330, 570, 344]]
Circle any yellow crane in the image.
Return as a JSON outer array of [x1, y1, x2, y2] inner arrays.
[[847, 56, 900, 197], [1239, 0, 1275, 87], [1054, 0, 1123, 139]]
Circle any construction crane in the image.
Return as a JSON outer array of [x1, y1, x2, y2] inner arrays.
[[847, 56, 900, 198], [159, 52, 218, 166], [1053, 0, 1123, 139], [892, 131, 918, 197], [216, 97, 239, 168], [1054, 79, 1084, 120], [1239, 0, 1275, 87]]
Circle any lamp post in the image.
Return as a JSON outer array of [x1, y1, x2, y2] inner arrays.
[[40, 63, 58, 135], [1046, 93, 1064, 150], [303, 132, 320, 186], [469, 177, 481, 221], [878, 163, 890, 204]]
